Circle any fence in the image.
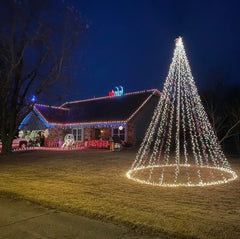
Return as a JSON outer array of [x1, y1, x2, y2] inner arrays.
[[45, 140, 110, 149], [85, 140, 110, 149]]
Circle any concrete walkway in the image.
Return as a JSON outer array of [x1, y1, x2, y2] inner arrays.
[[0, 197, 161, 239]]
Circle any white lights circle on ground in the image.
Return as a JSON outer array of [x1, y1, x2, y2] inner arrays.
[[126, 164, 238, 187]]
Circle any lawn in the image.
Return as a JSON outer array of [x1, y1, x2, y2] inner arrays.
[[0, 150, 239, 239]]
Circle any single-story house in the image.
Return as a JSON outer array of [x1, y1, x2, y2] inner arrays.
[[19, 89, 160, 146]]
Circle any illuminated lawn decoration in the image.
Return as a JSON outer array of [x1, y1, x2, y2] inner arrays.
[[127, 37, 237, 187]]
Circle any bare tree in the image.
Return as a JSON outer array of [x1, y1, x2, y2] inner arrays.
[[219, 99, 240, 144], [0, 0, 88, 154], [201, 83, 240, 152]]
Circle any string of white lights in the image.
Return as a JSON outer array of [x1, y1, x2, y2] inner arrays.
[[127, 37, 237, 187], [179, 59, 191, 184]]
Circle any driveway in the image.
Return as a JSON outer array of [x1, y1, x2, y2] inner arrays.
[[0, 197, 161, 239]]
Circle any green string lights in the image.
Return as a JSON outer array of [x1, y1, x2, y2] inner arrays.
[[127, 37, 237, 187]]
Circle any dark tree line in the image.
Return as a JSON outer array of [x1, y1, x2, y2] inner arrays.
[[201, 83, 240, 153], [0, 0, 88, 154]]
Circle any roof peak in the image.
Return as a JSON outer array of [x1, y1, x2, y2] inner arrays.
[[60, 89, 160, 107]]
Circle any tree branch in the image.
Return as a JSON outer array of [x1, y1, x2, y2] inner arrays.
[[220, 120, 240, 143]]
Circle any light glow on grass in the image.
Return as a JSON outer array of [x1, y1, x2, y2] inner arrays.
[[0, 151, 240, 238], [126, 164, 238, 187]]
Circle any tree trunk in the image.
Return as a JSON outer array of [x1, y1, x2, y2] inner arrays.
[[0, 106, 14, 155], [234, 135, 240, 154], [1, 137, 13, 155]]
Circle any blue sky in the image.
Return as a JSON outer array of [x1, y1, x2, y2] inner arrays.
[[51, 0, 240, 103]]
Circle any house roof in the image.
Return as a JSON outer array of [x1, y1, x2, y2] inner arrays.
[[33, 89, 160, 128]]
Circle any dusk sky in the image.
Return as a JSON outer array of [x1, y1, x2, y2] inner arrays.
[[55, 0, 240, 103]]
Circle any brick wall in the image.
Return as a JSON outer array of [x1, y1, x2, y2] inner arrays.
[[84, 128, 92, 141], [47, 127, 71, 142], [101, 128, 111, 140], [84, 127, 112, 141], [127, 123, 135, 145]]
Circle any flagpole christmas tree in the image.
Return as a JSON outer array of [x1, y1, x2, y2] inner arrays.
[[127, 37, 237, 187]]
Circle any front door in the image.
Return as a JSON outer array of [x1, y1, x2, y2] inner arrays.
[[95, 128, 101, 140]]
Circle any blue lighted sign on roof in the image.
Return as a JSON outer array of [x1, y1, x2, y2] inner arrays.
[[109, 86, 124, 97]]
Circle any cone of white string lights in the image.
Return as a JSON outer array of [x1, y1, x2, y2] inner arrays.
[[126, 37, 237, 187]]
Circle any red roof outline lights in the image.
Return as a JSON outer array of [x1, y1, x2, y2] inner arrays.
[[60, 89, 160, 107], [33, 89, 161, 127]]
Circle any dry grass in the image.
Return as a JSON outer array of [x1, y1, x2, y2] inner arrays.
[[0, 150, 239, 239], [132, 165, 234, 185]]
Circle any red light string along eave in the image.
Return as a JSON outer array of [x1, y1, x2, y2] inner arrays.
[[33, 89, 160, 128]]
